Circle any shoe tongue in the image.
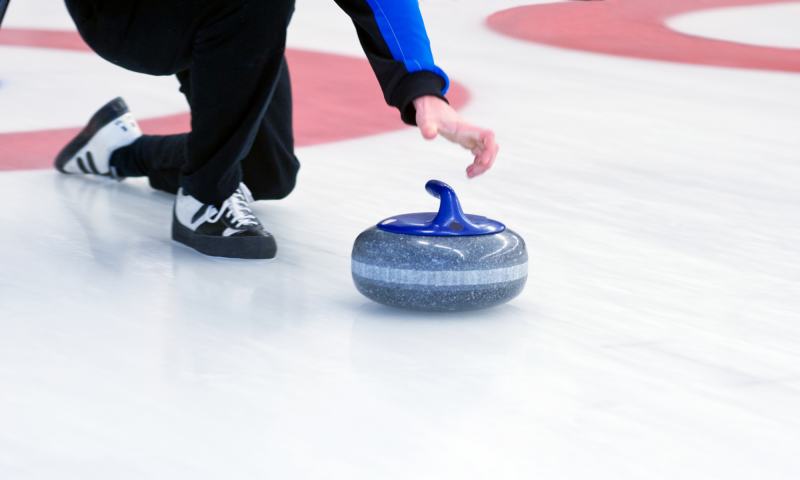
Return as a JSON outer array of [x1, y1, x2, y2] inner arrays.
[[238, 183, 254, 203]]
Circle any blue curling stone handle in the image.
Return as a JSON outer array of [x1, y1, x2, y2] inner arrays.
[[377, 180, 506, 236]]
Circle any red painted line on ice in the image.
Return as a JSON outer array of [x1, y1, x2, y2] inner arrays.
[[487, 0, 800, 72], [0, 28, 89, 51], [0, 29, 469, 171]]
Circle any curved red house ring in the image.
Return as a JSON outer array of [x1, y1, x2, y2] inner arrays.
[[0, 28, 469, 171], [488, 0, 800, 73]]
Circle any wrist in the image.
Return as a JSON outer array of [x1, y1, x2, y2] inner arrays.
[[413, 95, 439, 110], [391, 72, 448, 126]]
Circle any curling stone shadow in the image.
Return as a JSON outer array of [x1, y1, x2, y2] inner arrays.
[[53, 174, 174, 271], [349, 302, 529, 413]]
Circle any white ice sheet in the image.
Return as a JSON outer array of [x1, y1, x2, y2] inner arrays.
[[1, 0, 800, 478], [668, 2, 800, 49]]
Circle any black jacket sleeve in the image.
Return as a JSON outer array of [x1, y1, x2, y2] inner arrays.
[[333, 0, 450, 125]]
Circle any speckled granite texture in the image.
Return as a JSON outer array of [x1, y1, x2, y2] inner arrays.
[[351, 226, 527, 311]]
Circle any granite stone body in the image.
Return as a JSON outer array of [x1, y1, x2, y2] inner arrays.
[[351, 226, 527, 312]]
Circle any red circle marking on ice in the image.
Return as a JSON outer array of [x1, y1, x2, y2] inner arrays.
[[487, 0, 800, 72], [0, 29, 469, 171]]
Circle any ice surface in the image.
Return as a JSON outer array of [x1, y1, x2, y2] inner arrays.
[[0, 47, 187, 132], [1, 0, 800, 478], [0, 0, 74, 30], [668, 2, 800, 49]]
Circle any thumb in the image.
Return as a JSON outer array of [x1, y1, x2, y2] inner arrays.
[[419, 122, 439, 140]]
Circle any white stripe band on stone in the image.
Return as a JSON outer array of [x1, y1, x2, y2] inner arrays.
[[351, 261, 528, 287]]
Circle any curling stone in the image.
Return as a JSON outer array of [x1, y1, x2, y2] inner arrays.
[[351, 180, 527, 312]]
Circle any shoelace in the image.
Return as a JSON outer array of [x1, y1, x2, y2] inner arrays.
[[208, 186, 259, 229]]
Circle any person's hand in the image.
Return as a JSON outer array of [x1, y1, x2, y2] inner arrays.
[[413, 95, 499, 178]]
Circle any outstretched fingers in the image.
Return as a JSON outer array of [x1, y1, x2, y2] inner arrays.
[[477, 129, 497, 167], [413, 95, 499, 178], [461, 127, 498, 178]]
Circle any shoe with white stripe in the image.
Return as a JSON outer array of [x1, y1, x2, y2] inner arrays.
[[55, 97, 142, 180], [172, 183, 277, 259]]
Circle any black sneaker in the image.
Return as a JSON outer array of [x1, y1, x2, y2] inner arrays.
[[172, 183, 277, 259], [55, 97, 142, 180]]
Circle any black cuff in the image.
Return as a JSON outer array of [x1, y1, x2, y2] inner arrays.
[[390, 71, 449, 126]]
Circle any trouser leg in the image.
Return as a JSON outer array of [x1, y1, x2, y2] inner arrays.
[[179, 0, 295, 205], [110, 133, 188, 194], [240, 57, 300, 201], [111, 59, 299, 201], [67, 0, 297, 205]]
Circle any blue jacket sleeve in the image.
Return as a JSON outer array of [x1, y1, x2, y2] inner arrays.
[[0, 0, 11, 28], [334, 0, 450, 125]]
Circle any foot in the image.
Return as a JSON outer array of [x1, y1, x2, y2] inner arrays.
[[172, 183, 277, 259], [55, 97, 142, 180]]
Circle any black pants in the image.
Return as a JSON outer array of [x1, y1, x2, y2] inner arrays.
[[66, 0, 300, 205]]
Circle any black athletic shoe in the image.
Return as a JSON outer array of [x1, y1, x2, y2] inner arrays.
[[172, 183, 277, 259], [55, 97, 142, 180]]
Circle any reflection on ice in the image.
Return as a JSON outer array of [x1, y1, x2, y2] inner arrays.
[[350, 304, 527, 409]]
